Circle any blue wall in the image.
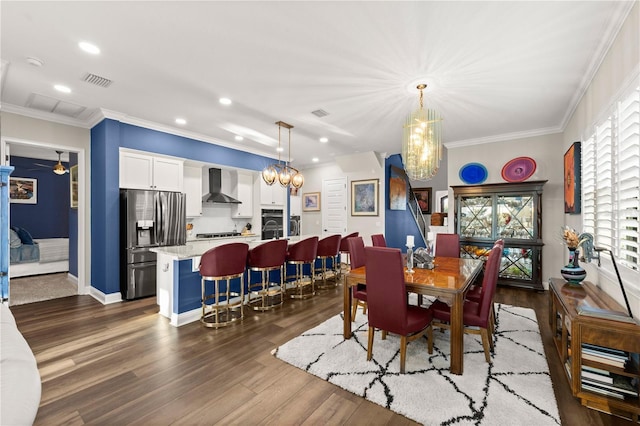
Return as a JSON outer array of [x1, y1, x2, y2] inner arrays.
[[91, 119, 284, 297], [385, 154, 426, 251], [9, 156, 70, 238]]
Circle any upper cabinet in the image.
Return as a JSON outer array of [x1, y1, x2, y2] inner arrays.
[[452, 180, 546, 290], [260, 179, 285, 206], [231, 171, 254, 218], [183, 166, 203, 217], [119, 150, 183, 192]]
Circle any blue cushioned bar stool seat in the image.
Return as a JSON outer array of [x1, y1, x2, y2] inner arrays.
[[285, 236, 318, 299], [314, 234, 341, 289], [199, 242, 249, 328], [247, 239, 288, 310]]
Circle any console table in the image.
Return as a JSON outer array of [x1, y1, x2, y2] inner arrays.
[[548, 277, 640, 422]]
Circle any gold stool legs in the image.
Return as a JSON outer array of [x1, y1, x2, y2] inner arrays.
[[287, 261, 315, 299], [248, 266, 284, 310], [315, 256, 339, 289], [201, 273, 244, 328]]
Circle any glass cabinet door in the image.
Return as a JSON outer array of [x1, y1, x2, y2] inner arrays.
[[496, 195, 534, 240], [499, 247, 534, 282], [459, 196, 492, 238]]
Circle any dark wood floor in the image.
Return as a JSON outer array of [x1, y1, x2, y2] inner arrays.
[[9, 285, 635, 425]]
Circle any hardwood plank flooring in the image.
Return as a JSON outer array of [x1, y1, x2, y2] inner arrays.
[[9, 285, 635, 425]]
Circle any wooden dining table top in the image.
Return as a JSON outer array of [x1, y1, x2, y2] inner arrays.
[[346, 256, 483, 296]]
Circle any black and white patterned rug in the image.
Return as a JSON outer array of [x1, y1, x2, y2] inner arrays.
[[273, 303, 560, 425]]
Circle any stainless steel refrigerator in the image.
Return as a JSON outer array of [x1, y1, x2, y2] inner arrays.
[[120, 189, 186, 300]]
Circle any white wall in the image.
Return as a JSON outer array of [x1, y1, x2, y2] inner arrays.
[[447, 132, 565, 289], [1, 112, 91, 294], [562, 2, 640, 315], [300, 154, 385, 245]]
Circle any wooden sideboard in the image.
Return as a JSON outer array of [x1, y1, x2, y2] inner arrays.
[[548, 277, 640, 422]]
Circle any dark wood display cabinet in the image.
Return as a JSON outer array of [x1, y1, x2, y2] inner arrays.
[[549, 278, 640, 422], [451, 180, 546, 290]]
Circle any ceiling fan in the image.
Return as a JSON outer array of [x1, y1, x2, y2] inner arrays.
[[30, 150, 69, 174]]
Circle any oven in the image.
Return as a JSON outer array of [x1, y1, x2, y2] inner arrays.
[[261, 209, 283, 240]]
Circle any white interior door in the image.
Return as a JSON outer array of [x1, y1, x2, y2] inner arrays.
[[322, 177, 347, 237]]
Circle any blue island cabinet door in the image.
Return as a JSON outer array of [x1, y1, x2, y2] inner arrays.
[[1, 166, 15, 301]]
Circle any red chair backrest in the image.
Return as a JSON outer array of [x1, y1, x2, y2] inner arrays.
[[476, 245, 502, 326], [200, 243, 249, 277], [248, 239, 288, 268], [435, 233, 460, 258], [339, 232, 359, 252], [286, 236, 319, 262], [371, 234, 387, 247], [317, 234, 341, 257], [364, 247, 409, 334], [347, 237, 366, 270]]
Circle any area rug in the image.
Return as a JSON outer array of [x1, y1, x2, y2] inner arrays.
[[273, 304, 560, 425], [9, 273, 77, 306]]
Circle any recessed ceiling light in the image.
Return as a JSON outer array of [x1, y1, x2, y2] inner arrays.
[[175, 118, 186, 125], [312, 157, 319, 162], [234, 135, 244, 141], [26, 57, 44, 67], [219, 98, 232, 105], [319, 137, 328, 143], [54, 84, 71, 93], [79, 41, 100, 55]]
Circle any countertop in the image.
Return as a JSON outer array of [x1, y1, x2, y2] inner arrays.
[[151, 234, 310, 259]]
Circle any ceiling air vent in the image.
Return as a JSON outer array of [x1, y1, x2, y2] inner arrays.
[[82, 72, 113, 88], [311, 109, 329, 118]]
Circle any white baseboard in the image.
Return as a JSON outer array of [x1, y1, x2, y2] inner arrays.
[[171, 308, 201, 327], [89, 287, 122, 305]]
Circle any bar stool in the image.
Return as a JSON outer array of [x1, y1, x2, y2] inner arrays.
[[199, 242, 249, 328], [338, 232, 359, 279], [285, 236, 319, 299], [371, 234, 387, 247], [247, 239, 288, 310], [314, 234, 341, 289]]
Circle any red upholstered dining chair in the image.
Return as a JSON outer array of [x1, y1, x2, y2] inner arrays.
[[285, 236, 319, 299], [314, 234, 342, 288], [435, 233, 460, 258], [364, 246, 434, 374], [247, 239, 288, 310], [467, 239, 504, 303], [430, 244, 502, 363], [347, 237, 368, 321], [338, 232, 359, 278], [371, 234, 387, 247], [199, 242, 249, 328]]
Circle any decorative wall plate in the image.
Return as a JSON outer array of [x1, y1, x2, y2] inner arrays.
[[459, 162, 488, 184], [501, 157, 536, 182]]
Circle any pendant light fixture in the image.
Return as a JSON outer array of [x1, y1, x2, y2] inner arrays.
[[261, 121, 304, 189], [53, 150, 67, 175], [402, 84, 443, 181]]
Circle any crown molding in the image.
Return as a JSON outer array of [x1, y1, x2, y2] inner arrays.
[[444, 126, 562, 149], [1, 103, 92, 128]]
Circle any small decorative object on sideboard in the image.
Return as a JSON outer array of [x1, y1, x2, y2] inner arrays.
[[560, 226, 588, 285]]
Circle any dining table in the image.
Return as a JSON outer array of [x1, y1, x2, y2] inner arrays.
[[344, 256, 483, 375]]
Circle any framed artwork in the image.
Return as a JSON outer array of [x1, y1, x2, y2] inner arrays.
[[70, 165, 79, 209], [351, 179, 378, 216], [440, 195, 449, 214], [302, 192, 320, 211], [564, 141, 581, 214], [388, 166, 407, 210], [9, 177, 37, 204], [412, 187, 432, 214]]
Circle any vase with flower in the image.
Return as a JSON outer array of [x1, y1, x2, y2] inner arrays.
[[560, 226, 587, 285]]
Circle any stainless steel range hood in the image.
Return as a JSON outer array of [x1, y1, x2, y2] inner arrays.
[[202, 168, 241, 204]]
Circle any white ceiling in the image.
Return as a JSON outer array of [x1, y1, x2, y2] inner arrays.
[[1, 1, 634, 169]]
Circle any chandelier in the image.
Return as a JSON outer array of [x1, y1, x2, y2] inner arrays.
[[402, 84, 443, 181], [262, 121, 304, 189]]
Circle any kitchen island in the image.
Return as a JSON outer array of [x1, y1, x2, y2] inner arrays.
[[151, 234, 310, 327]]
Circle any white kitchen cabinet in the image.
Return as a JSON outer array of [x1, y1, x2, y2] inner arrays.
[[231, 171, 254, 218], [260, 179, 285, 206], [184, 166, 203, 217], [290, 195, 302, 216], [119, 150, 183, 192]]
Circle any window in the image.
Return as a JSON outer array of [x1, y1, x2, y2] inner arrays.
[[582, 87, 640, 271], [582, 85, 639, 272]]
